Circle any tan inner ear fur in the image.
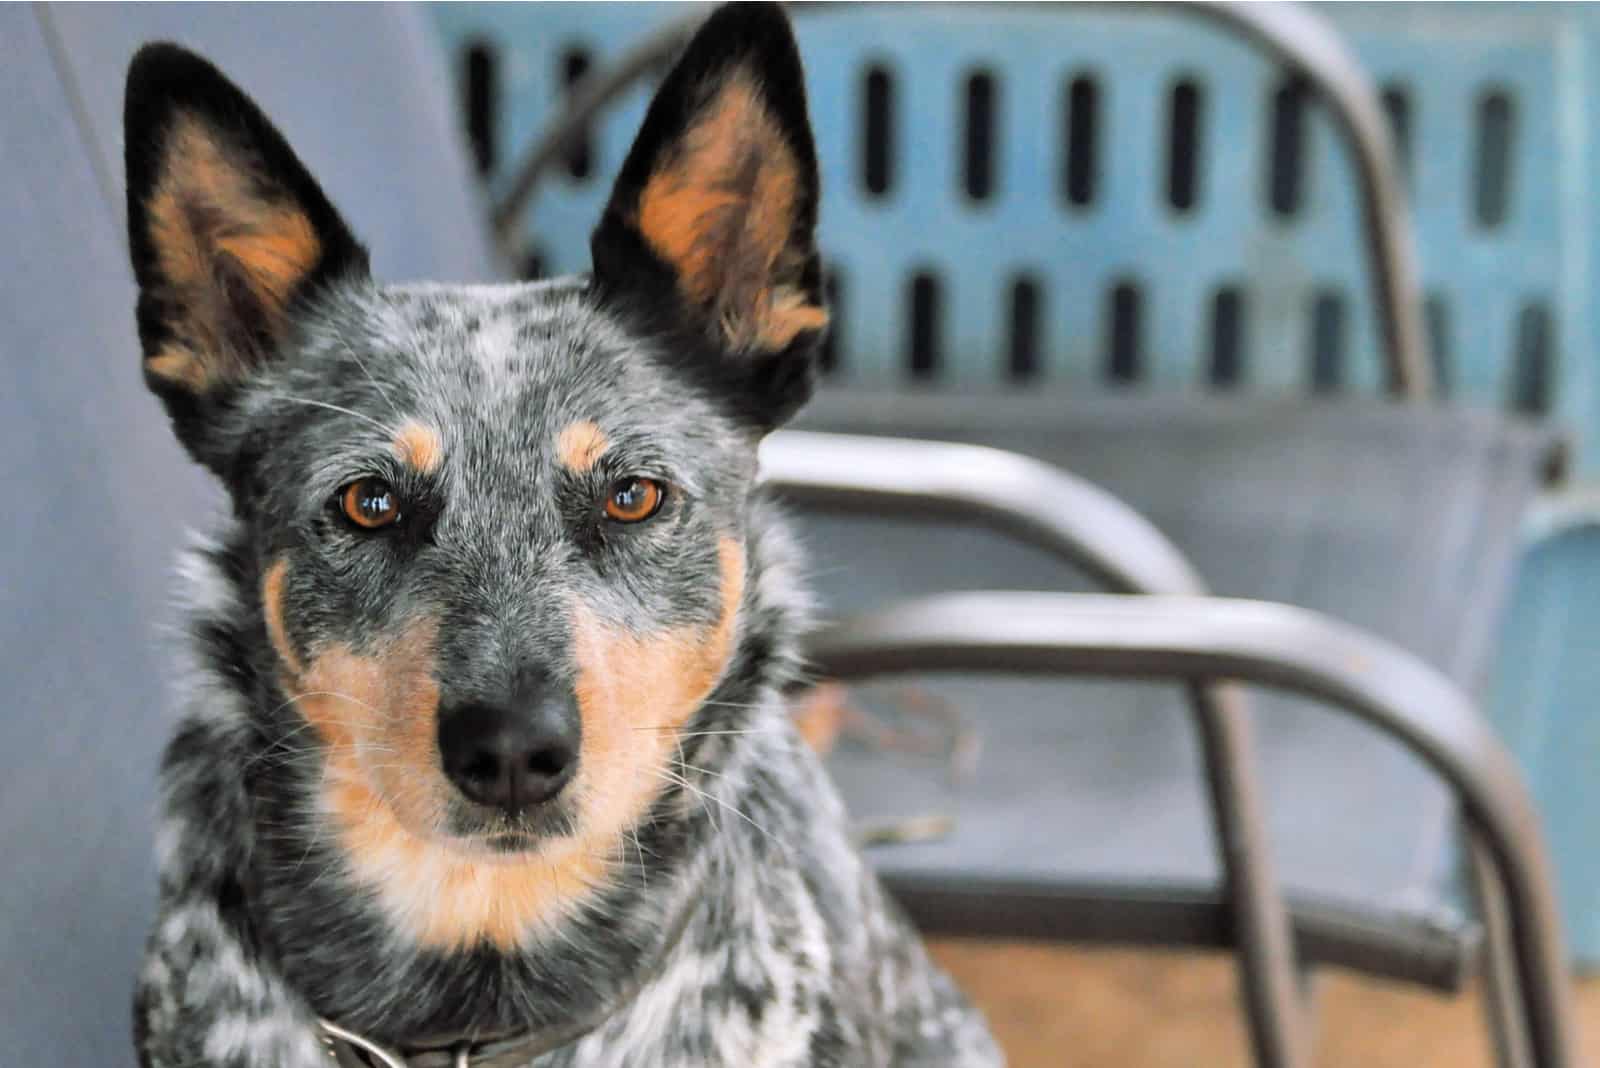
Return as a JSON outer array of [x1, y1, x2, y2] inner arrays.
[[259, 541, 746, 952], [143, 114, 322, 393], [635, 74, 828, 352]]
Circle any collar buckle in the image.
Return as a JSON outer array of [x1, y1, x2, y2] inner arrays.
[[319, 1020, 492, 1068], [318, 1018, 415, 1068]]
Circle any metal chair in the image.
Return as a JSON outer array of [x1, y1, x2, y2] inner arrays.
[[430, 2, 1579, 1064], [760, 423, 1566, 1066]]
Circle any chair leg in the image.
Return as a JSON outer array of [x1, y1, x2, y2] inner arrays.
[[1469, 830, 1535, 1068], [1190, 681, 1309, 1068], [1297, 964, 1325, 1053]]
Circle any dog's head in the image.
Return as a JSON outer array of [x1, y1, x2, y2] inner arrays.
[[126, 4, 822, 944]]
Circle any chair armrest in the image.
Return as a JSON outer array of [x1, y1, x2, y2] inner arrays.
[[760, 429, 1205, 597], [811, 592, 1506, 763], [807, 590, 1575, 1064]]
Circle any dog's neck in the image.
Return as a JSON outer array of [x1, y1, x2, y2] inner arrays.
[[173, 494, 811, 1047]]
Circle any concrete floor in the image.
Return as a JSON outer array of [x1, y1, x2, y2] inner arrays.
[[928, 938, 1600, 1067]]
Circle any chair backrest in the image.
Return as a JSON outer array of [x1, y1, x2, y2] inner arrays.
[[0, 6, 495, 1062], [431, 2, 1596, 461]]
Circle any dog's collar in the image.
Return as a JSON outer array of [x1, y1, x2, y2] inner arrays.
[[317, 891, 699, 1068], [318, 1018, 555, 1068]]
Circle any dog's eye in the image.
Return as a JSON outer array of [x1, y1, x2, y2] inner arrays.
[[339, 478, 401, 530], [603, 477, 665, 523]]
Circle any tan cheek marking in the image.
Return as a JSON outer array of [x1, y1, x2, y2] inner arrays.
[[299, 618, 608, 952], [556, 420, 609, 473], [142, 115, 322, 392], [260, 557, 305, 678], [570, 538, 746, 861], [391, 421, 444, 475], [634, 77, 824, 352]]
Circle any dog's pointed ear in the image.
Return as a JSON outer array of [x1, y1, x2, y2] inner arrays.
[[591, 2, 826, 430], [124, 44, 369, 446]]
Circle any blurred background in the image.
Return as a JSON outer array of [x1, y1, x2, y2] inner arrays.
[[6, 2, 1600, 1065]]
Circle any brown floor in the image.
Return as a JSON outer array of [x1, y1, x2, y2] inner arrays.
[[927, 938, 1600, 1067]]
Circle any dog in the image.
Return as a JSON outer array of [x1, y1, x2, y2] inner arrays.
[[126, 5, 1001, 1065]]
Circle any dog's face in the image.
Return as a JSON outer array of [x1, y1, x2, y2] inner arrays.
[[124, 5, 823, 945]]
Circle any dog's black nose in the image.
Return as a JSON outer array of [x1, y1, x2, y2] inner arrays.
[[438, 694, 580, 812]]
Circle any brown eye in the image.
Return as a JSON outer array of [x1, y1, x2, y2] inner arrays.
[[340, 478, 401, 529], [603, 477, 664, 523]]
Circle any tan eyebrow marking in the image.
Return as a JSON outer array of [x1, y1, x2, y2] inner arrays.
[[391, 421, 443, 475], [556, 420, 610, 473]]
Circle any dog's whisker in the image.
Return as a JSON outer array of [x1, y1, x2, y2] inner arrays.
[[243, 716, 399, 770], [269, 689, 388, 719], [653, 766, 721, 835], [696, 698, 773, 711], [287, 756, 339, 880], [241, 728, 324, 771], [671, 758, 730, 783], [620, 752, 653, 889], [249, 729, 395, 756], [650, 767, 777, 846], [245, 745, 382, 772], [258, 717, 323, 744], [261, 393, 398, 436], [630, 726, 762, 736], [626, 828, 649, 891], [335, 338, 405, 424]]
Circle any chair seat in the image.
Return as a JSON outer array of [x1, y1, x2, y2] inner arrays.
[[789, 387, 1558, 988]]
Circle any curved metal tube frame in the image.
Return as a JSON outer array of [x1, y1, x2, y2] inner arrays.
[[805, 592, 1576, 1067], [762, 430, 1307, 1066], [489, 5, 711, 241], [1179, 1, 1430, 397], [492, 0, 1430, 399], [761, 431, 1203, 596]]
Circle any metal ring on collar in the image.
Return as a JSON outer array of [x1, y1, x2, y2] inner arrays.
[[319, 1017, 413, 1068]]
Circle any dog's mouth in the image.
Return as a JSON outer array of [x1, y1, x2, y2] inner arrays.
[[440, 794, 581, 856], [481, 831, 542, 855]]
